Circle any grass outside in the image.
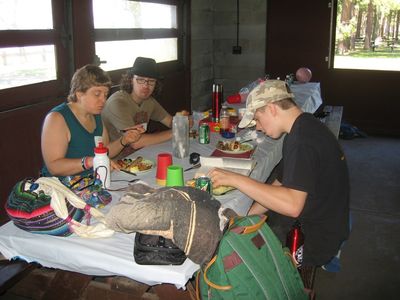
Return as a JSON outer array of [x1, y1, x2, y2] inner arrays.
[[334, 41, 400, 71]]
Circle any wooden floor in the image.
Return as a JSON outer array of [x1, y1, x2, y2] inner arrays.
[[0, 265, 196, 300]]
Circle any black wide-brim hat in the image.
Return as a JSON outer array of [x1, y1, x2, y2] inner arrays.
[[130, 57, 162, 79]]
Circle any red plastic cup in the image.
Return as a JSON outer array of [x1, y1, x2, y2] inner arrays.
[[227, 94, 241, 104], [156, 153, 173, 186]]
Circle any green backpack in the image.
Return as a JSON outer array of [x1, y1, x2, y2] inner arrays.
[[196, 215, 310, 300]]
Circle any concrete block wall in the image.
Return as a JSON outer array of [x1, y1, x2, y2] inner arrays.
[[191, 0, 266, 111], [191, 0, 215, 111]]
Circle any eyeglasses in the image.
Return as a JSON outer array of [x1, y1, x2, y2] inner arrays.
[[135, 77, 157, 86]]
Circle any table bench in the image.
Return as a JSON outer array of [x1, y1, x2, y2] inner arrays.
[[321, 105, 343, 139]]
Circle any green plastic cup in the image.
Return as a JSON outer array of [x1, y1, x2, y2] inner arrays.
[[166, 165, 184, 187]]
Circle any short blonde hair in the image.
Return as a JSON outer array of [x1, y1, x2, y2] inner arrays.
[[68, 65, 111, 102]]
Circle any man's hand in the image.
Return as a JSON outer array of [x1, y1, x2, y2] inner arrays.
[[208, 167, 242, 188], [121, 125, 146, 145]]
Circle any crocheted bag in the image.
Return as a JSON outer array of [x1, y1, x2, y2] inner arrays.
[[5, 177, 114, 238], [5, 178, 84, 236], [60, 174, 112, 209]]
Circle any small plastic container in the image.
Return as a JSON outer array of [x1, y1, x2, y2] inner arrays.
[[219, 106, 230, 131], [221, 130, 235, 139]]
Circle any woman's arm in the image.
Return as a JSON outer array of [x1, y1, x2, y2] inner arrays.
[[41, 112, 87, 176]]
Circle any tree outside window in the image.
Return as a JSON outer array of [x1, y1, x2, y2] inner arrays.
[[333, 0, 400, 71]]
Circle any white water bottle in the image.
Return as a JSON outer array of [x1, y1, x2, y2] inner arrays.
[[93, 142, 110, 189]]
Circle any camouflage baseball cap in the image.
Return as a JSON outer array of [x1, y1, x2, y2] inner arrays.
[[238, 80, 295, 128]]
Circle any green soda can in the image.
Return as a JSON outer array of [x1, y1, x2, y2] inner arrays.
[[199, 123, 210, 144], [195, 176, 212, 194]]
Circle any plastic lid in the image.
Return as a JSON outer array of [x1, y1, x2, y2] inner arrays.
[[94, 142, 108, 154]]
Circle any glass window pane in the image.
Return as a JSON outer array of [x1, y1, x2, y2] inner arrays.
[[0, 45, 56, 89], [93, 0, 177, 29], [0, 0, 53, 30], [95, 38, 178, 71], [333, 0, 400, 71]]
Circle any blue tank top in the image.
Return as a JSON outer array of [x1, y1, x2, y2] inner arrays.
[[41, 102, 103, 177]]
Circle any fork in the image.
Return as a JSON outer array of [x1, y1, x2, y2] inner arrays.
[[111, 178, 140, 183], [107, 180, 140, 191], [238, 138, 253, 144], [184, 163, 201, 172], [120, 169, 137, 176]]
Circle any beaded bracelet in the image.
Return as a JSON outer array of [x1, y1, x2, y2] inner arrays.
[[120, 136, 127, 147], [84, 156, 90, 169], [81, 156, 88, 170]]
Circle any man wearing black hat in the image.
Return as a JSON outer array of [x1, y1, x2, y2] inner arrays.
[[102, 57, 173, 152]]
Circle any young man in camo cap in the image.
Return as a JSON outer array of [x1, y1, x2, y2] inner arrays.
[[209, 79, 350, 269]]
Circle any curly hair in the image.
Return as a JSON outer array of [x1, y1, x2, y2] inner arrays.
[[119, 71, 162, 97], [68, 65, 112, 102]]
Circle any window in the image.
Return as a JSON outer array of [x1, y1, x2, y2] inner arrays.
[[0, 0, 57, 89], [0, 0, 69, 110], [331, 0, 400, 71], [0, 0, 186, 111], [92, 0, 179, 71]]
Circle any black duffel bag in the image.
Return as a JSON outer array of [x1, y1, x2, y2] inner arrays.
[[134, 233, 186, 265]]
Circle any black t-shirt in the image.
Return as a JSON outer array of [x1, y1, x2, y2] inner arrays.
[[279, 113, 350, 266]]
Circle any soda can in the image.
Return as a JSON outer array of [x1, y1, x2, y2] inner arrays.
[[195, 176, 212, 194], [199, 123, 210, 144]]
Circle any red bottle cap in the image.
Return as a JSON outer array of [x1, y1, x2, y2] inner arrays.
[[94, 142, 108, 154]]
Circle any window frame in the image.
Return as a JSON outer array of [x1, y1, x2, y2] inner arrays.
[[91, 0, 185, 83], [329, 0, 400, 72], [0, 0, 69, 111], [0, 0, 186, 111]]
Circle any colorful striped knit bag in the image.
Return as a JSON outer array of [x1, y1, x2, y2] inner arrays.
[[6, 178, 84, 236], [5, 177, 114, 238]]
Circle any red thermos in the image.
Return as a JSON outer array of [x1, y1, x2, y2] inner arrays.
[[286, 220, 304, 267], [212, 84, 223, 122]]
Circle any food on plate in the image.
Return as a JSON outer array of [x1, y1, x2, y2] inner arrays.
[[216, 140, 252, 152], [117, 157, 152, 172], [186, 179, 235, 196], [216, 140, 240, 151]]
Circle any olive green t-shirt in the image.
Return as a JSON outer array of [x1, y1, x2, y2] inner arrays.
[[102, 91, 169, 141]]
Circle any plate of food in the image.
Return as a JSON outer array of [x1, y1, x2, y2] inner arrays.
[[216, 140, 254, 154], [117, 156, 154, 174], [186, 179, 235, 196]]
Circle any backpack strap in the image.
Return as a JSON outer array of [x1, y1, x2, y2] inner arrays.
[[230, 215, 267, 234], [203, 255, 232, 291]]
